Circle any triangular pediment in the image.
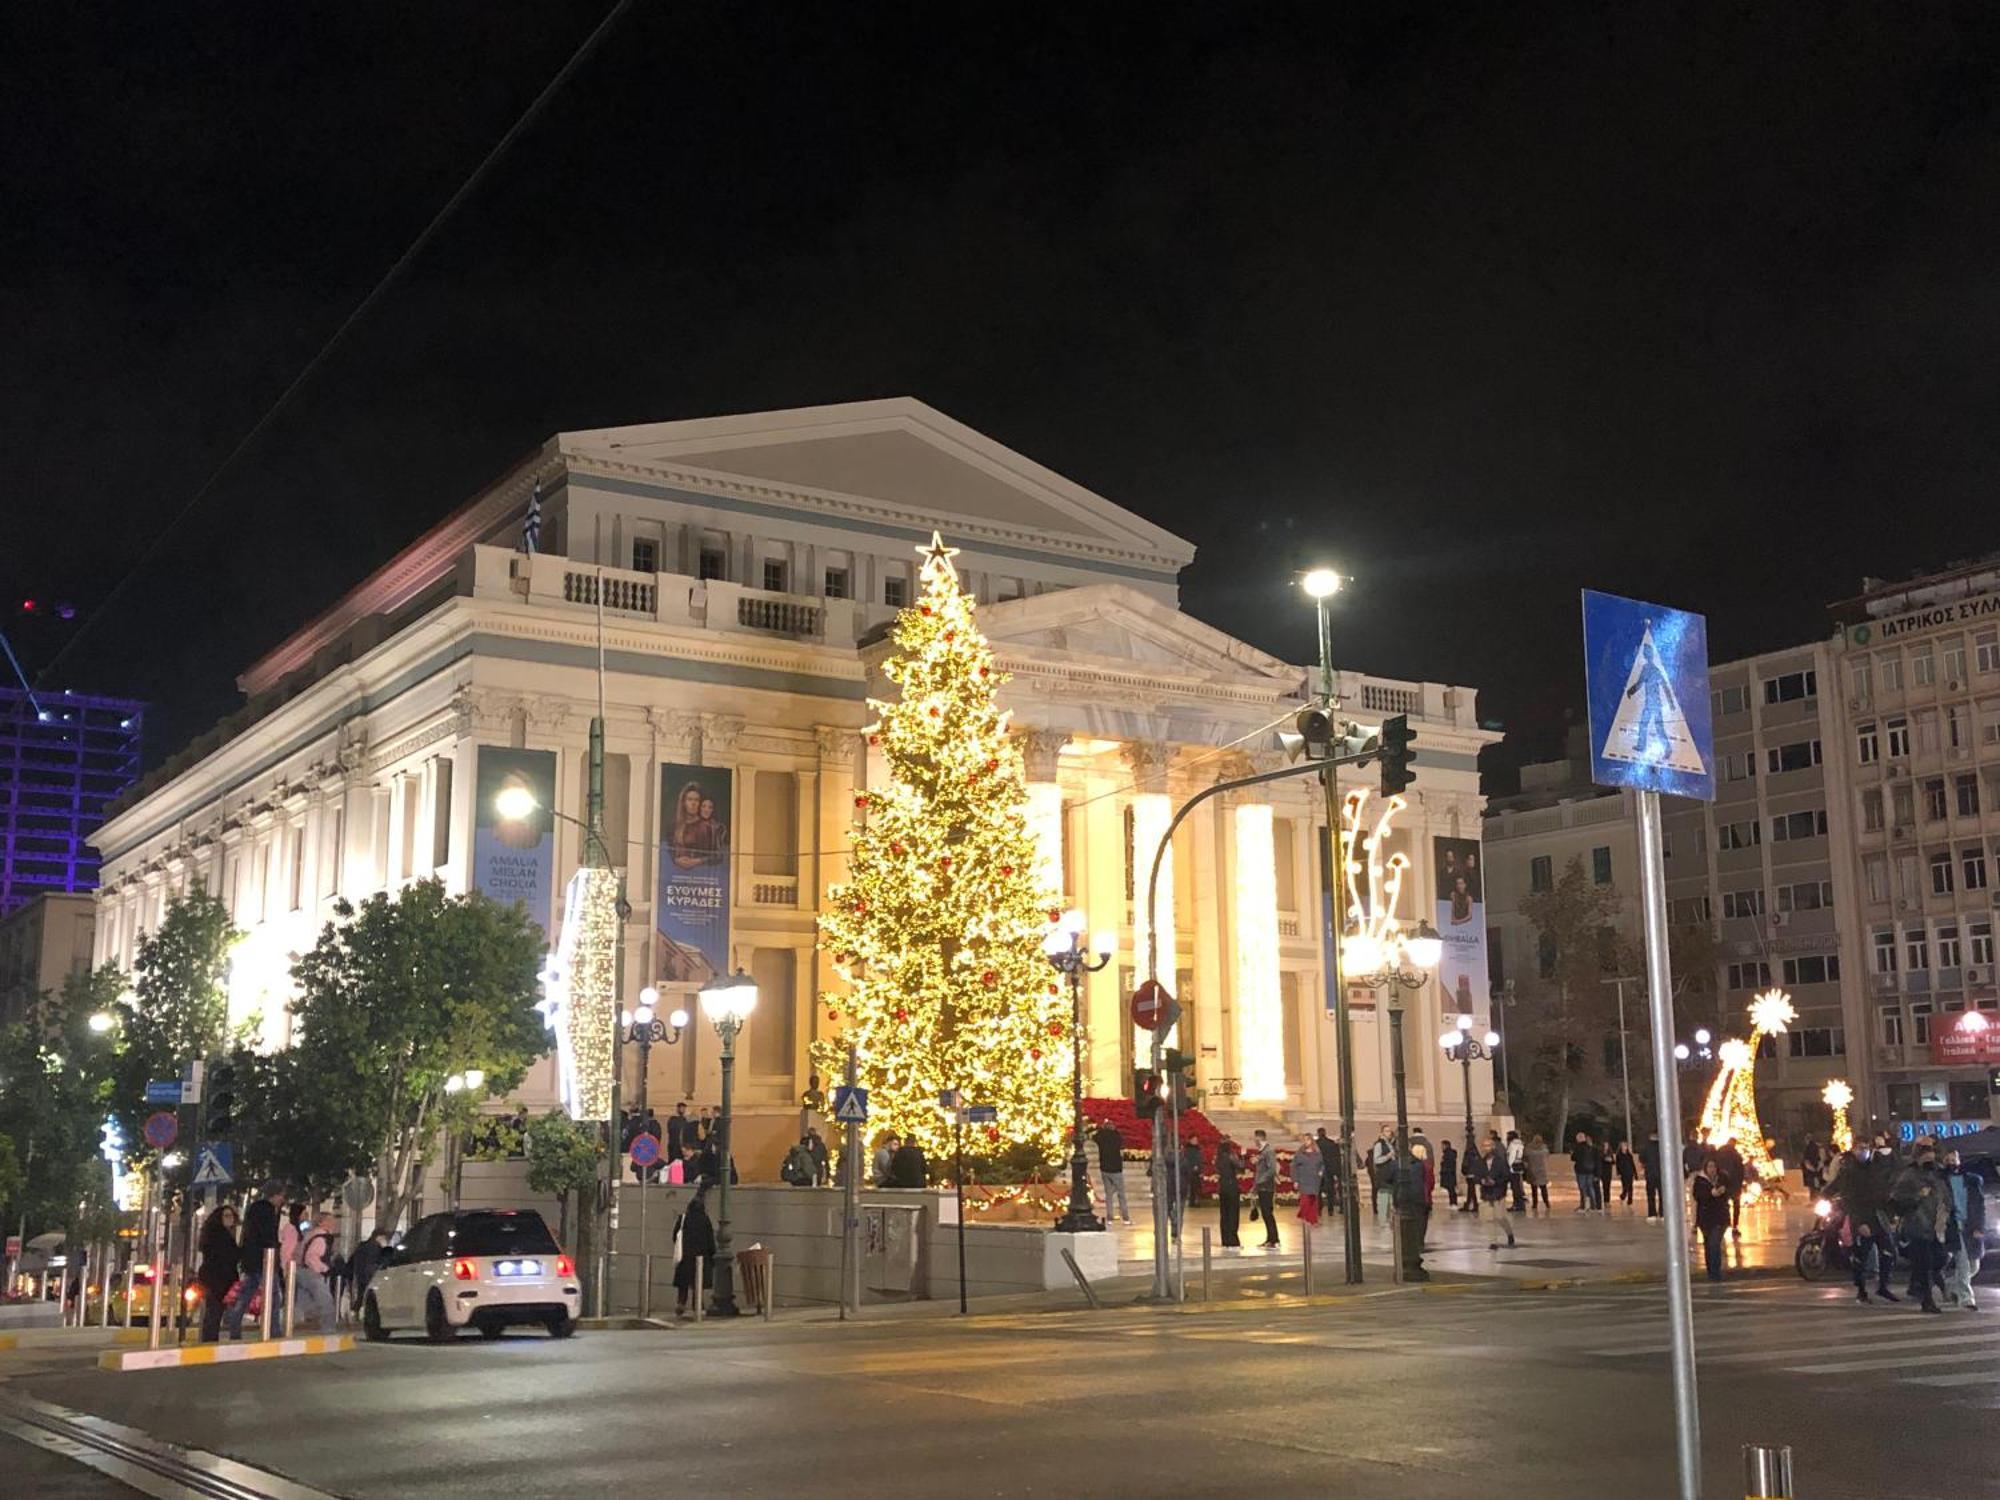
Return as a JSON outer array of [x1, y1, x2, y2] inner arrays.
[[557, 398, 1193, 570], [980, 584, 1301, 687]]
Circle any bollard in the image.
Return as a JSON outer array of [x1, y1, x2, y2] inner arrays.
[[762, 1253, 774, 1322], [259, 1248, 276, 1341], [694, 1256, 704, 1324], [1303, 1224, 1314, 1297], [639, 1252, 653, 1322], [147, 1216, 166, 1350], [1201, 1227, 1212, 1302], [123, 1263, 135, 1329], [97, 1250, 112, 1329], [1745, 1445, 1794, 1498], [283, 1259, 298, 1338]]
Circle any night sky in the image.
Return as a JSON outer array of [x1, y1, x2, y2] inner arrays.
[[8, 4, 1999, 785]]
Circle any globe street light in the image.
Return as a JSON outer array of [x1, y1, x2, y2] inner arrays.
[[1439, 1018, 1501, 1150], [1345, 919, 1443, 1279], [698, 968, 758, 1315], [621, 985, 690, 1125], [1044, 911, 1115, 1234]]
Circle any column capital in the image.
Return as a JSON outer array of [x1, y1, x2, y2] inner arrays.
[[814, 724, 859, 768], [1122, 739, 1174, 794], [649, 707, 703, 757], [702, 712, 745, 753], [1017, 728, 1071, 781]]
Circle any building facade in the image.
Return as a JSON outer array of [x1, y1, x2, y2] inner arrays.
[[0, 891, 96, 1024], [91, 400, 1497, 1168], [0, 686, 143, 915]]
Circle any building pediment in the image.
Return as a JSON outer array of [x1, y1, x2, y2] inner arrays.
[[979, 584, 1301, 690]]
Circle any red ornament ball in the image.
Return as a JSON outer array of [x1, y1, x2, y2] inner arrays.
[[853, 794, 868, 809], [1047, 1020, 1064, 1037], [826, 1009, 839, 1021], [928, 706, 941, 718], [999, 864, 1013, 877], [895, 1007, 908, 1021], [945, 630, 956, 642], [920, 605, 933, 616], [985, 1126, 1000, 1141], [1047, 909, 1062, 924], [978, 667, 989, 678], [891, 842, 906, 856], [938, 856, 952, 871], [986, 758, 998, 772], [868, 734, 880, 746], [981, 969, 998, 987], [1047, 983, 1059, 995], [1029, 1048, 1042, 1061]]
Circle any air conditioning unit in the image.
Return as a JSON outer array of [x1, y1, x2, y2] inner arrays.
[[1897, 898, 1913, 912], [1849, 696, 1866, 712], [1990, 890, 2000, 908], [1949, 680, 1964, 692], [1770, 912, 1790, 929], [1968, 967, 1988, 985], [1891, 826, 1910, 840], [1887, 764, 1904, 778]]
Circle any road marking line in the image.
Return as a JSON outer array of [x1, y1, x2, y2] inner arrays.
[[1585, 1324, 2000, 1357], [1905, 1369, 2000, 1387], [1783, 1347, 2000, 1374], [97, 1333, 353, 1372]]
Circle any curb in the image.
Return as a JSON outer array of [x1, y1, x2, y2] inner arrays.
[[98, 1333, 353, 1372]]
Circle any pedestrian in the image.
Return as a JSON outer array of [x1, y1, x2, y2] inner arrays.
[[195, 1204, 240, 1343], [225, 1181, 287, 1339], [670, 1140, 697, 1185], [871, 1132, 899, 1186], [1216, 1139, 1243, 1248], [1460, 1135, 1486, 1216], [1692, 1157, 1731, 1281], [1314, 1126, 1340, 1215], [1525, 1135, 1551, 1212], [1570, 1133, 1601, 1212], [1640, 1134, 1664, 1220], [349, 1227, 391, 1312], [1681, 1132, 1706, 1182], [695, 1105, 714, 1144], [1507, 1130, 1527, 1212], [1292, 1134, 1323, 1227], [1942, 1147, 1986, 1311], [672, 1185, 717, 1318], [1615, 1140, 1637, 1206], [1366, 1125, 1395, 1219], [1439, 1138, 1459, 1209], [1253, 1130, 1280, 1248], [293, 1212, 338, 1331], [1093, 1118, 1130, 1223], [1180, 1136, 1204, 1210], [1891, 1139, 1950, 1314], [781, 1135, 819, 1187], [807, 1127, 831, 1186], [1596, 1139, 1615, 1209], [1801, 1138, 1824, 1194], [888, 1134, 929, 1188], [667, 1101, 689, 1162], [1822, 1140, 1897, 1303], [1712, 1139, 1746, 1236], [1482, 1132, 1517, 1248]]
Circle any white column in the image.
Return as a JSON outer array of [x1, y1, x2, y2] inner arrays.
[[1019, 730, 1070, 904], [1232, 802, 1286, 1102], [1130, 790, 1175, 1055]]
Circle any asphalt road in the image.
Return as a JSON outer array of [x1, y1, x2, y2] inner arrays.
[[6, 1279, 1994, 1499]]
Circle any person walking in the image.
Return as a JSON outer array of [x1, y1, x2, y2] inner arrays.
[[1614, 1140, 1637, 1207], [1506, 1131, 1527, 1212], [1216, 1138, 1243, 1249], [349, 1227, 391, 1313], [1801, 1138, 1824, 1195], [1481, 1132, 1517, 1249], [225, 1182, 286, 1339], [1640, 1134, 1664, 1220], [1596, 1139, 1616, 1210], [195, 1204, 240, 1343], [1253, 1130, 1280, 1248], [1292, 1134, 1323, 1228], [1524, 1135, 1550, 1212], [293, 1212, 338, 1331], [807, 1127, 831, 1186], [1439, 1139, 1459, 1209], [1823, 1141, 1898, 1303], [1892, 1140, 1950, 1314], [1942, 1147, 1986, 1311], [1712, 1139, 1746, 1236], [1692, 1158, 1731, 1281], [672, 1185, 717, 1318], [1460, 1135, 1486, 1217], [1367, 1125, 1395, 1220], [667, 1101, 689, 1163], [1314, 1127, 1340, 1216], [1570, 1133, 1600, 1212], [1093, 1119, 1130, 1223]]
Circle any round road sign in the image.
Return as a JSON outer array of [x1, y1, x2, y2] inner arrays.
[[628, 1132, 661, 1167], [1130, 980, 1173, 1031], [142, 1111, 179, 1150]]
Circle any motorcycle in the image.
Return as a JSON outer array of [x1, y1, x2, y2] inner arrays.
[[1796, 1198, 1856, 1281]]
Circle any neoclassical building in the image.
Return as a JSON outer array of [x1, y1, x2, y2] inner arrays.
[[92, 400, 1498, 1169]]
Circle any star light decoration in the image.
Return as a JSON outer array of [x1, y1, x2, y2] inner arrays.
[[1697, 990, 1797, 1190], [811, 532, 1071, 1164], [1821, 1079, 1855, 1154]]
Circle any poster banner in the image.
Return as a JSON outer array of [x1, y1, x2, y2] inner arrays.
[[473, 747, 556, 940], [1433, 836, 1488, 1022], [657, 762, 733, 984]]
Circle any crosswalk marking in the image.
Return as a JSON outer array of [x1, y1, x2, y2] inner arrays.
[[1701, 1332, 2000, 1364], [1906, 1369, 2000, 1388], [1782, 1346, 2000, 1374]]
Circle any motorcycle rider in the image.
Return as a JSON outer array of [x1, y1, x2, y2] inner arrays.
[[1821, 1140, 1899, 1303]]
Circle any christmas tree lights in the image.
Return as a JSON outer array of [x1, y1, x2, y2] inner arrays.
[[812, 533, 1071, 1166], [1822, 1079, 1854, 1154], [1696, 990, 1797, 1190]]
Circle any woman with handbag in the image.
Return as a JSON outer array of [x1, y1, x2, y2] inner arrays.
[[1292, 1135, 1323, 1227]]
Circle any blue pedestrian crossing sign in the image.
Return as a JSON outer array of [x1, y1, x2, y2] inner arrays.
[[832, 1086, 869, 1124], [1582, 590, 1715, 802], [191, 1142, 234, 1188]]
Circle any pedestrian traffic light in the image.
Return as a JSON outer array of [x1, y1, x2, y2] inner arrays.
[[1133, 1068, 1163, 1119], [1162, 1048, 1195, 1112], [204, 1056, 238, 1137], [1379, 714, 1416, 796]]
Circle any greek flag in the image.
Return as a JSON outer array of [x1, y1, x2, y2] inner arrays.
[[522, 478, 542, 554]]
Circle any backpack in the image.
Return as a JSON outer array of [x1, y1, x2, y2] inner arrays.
[[781, 1146, 814, 1185]]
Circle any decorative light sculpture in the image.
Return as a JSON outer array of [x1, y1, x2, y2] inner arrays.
[[1822, 1079, 1854, 1154]]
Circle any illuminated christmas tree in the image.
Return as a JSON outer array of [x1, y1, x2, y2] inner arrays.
[[1697, 990, 1797, 1190], [1822, 1079, 1854, 1154], [813, 534, 1071, 1167]]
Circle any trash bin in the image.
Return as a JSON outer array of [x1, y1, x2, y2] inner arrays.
[[736, 1245, 773, 1315]]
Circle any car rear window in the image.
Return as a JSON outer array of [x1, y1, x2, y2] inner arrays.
[[450, 1212, 559, 1257]]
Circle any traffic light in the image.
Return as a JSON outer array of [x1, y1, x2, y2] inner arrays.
[[1133, 1067, 1163, 1119], [1379, 713, 1416, 796], [204, 1056, 238, 1137], [1162, 1048, 1195, 1112]]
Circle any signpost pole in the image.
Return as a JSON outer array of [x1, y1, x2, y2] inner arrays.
[[954, 1110, 968, 1315], [838, 1045, 861, 1321]]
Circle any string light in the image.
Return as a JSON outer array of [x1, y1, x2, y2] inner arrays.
[[1822, 1079, 1854, 1154], [1696, 990, 1797, 1191], [539, 865, 620, 1121]]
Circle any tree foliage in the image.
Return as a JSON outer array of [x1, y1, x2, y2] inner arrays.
[[111, 885, 236, 1165], [523, 1109, 601, 1245], [287, 880, 545, 1232], [0, 967, 126, 1245], [1511, 856, 1624, 1141]]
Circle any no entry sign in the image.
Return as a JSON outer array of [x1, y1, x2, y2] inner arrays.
[[1130, 980, 1173, 1031]]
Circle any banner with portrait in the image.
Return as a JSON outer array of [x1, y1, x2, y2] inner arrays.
[[473, 747, 557, 940], [1433, 836, 1489, 1023], [657, 762, 733, 984]]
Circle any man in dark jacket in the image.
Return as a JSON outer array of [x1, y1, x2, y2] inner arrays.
[[349, 1227, 392, 1312], [1692, 1159, 1731, 1280], [1824, 1144, 1898, 1302], [1092, 1120, 1130, 1223], [667, 1103, 689, 1161], [1640, 1134, 1664, 1220], [224, 1181, 287, 1339], [1712, 1140, 1746, 1235], [1942, 1147, 1986, 1310], [1314, 1127, 1340, 1216], [1439, 1139, 1459, 1209], [888, 1138, 929, 1188], [1892, 1141, 1950, 1313]]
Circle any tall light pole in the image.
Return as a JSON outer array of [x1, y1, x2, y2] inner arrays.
[[620, 986, 689, 1124], [1301, 566, 1362, 1284], [1045, 912, 1115, 1233], [698, 968, 758, 1316], [1439, 1015, 1499, 1150]]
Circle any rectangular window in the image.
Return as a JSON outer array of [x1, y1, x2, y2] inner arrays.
[[1880, 654, 1904, 692], [1887, 716, 1911, 757], [1722, 750, 1757, 782], [1785, 1027, 1842, 1058], [1930, 850, 1955, 896], [631, 538, 659, 573], [1970, 920, 1995, 967], [1875, 928, 1899, 974], [1673, 896, 1712, 924], [1946, 643, 1967, 682], [1856, 723, 1879, 763], [1892, 783, 1915, 826], [746, 948, 796, 1077], [698, 545, 727, 581], [1771, 809, 1827, 842], [1273, 819, 1297, 910], [1925, 779, 1949, 821], [1862, 788, 1884, 832], [431, 757, 453, 870], [1722, 889, 1765, 920], [1985, 701, 2000, 745], [762, 558, 789, 593], [1537, 934, 1558, 979], [823, 567, 850, 599], [1937, 922, 1961, 970], [1727, 961, 1772, 990], [287, 826, 305, 912], [1911, 1000, 1933, 1045], [1591, 846, 1612, 886], [1978, 629, 2000, 674], [1948, 703, 1968, 750], [399, 781, 419, 881], [1916, 710, 1940, 754], [1713, 684, 1749, 716], [1897, 853, 1920, 901], [1864, 854, 1889, 903], [1907, 928, 1930, 971], [1964, 847, 1990, 891], [320, 802, 344, 899], [1880, 1005, 1904, 1047], [1767, 740, 1822, 773], [1763, 670, 1817, 704], [753, 770, 799, 877], [1956, 773, 1980, 817], [1529, 855, 1553, 893], [1719, 821, 1762, 851], [1851, 660, 1874, 701], [1776, 879, 1833, 913], [1913, 648, 1936, 686], [883, 574, 908, 608]]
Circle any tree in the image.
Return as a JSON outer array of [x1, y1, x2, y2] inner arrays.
[[287, 880, 546, 1231], [524, 1110, 601, 1246], [0, 968, 126, 1254], [111, 885, 236, 1166], [1513, 857, 1624, 1142], [812, 535, 1070, 1168]]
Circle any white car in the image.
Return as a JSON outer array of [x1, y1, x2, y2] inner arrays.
[[363, 1208, 580, 1341]]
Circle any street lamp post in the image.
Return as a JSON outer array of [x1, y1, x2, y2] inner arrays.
[[698, 968, 758, 1316], [1439, 1016, 1500, 1149], [621, 986, 689, 1124], [1044, 912, 1115, 1234], [1346, 921, 1442, 1279]]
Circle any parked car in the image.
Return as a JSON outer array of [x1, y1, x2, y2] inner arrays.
[[363, 1208, 579, 1342]]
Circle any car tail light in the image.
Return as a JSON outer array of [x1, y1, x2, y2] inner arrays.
[[184, 1285, 202, 1305], [555, 1255, 574, 1279], [452, 1258, 478, 1281]]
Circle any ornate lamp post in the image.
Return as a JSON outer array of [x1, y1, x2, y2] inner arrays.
[[1439, 1015, 1500, 1149], [1345, 917, 1442, 1278], [620, 986, 689, 1122], [697, 968, 758, 1316], [1044, 911, 1115, 1233]]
